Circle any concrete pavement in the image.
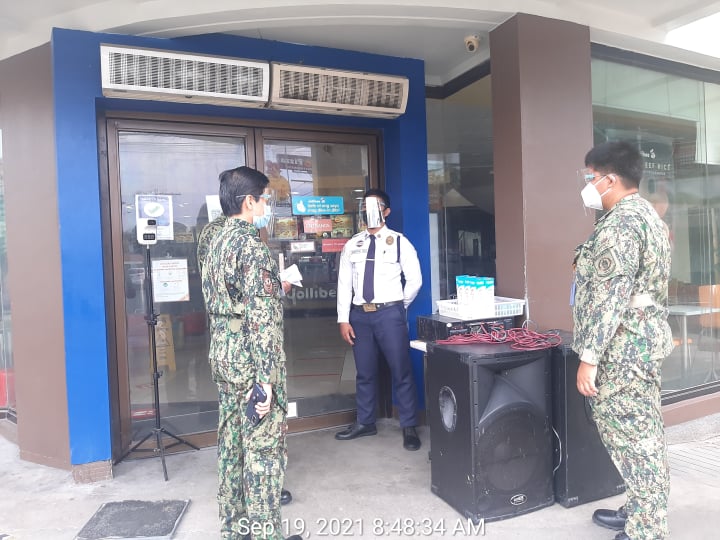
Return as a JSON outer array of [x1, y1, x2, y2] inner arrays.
[[1, 414, 720, 539]]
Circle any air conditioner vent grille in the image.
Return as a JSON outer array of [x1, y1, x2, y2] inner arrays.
[[106, 51, 265, 97], [100, 45, 269, 107], [271, 63, 408, 118], [278, 71, 405, 110]]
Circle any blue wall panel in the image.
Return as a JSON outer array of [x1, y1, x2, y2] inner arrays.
[[52, 29, 113, 464], [380, 59, 430, 410], [51, 27, 430, 463]]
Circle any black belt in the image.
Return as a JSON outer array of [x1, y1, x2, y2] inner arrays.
[[352, 300, 404, 312]]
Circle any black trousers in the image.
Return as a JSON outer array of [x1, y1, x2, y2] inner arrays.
[[349, 304, 417, 427]]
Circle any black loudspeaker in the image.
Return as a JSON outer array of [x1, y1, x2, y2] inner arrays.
[[426, 341, 554, 523], [551, 331, 625, 507]]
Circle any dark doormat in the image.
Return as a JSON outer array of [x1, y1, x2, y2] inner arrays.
[[75, 499, 190, 540]]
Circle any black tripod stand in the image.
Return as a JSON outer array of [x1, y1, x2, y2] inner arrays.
[[122, 245, 198, 480]]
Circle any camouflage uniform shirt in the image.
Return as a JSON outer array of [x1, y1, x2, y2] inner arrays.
[[201, 217, 285, 399], [572, 193, 673, 374], [197, 215, 227, 276]]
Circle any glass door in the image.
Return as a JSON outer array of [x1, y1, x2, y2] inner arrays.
[[107, 119, 254, 451], [258, 130, 379, 428], [106, 119, 382, 452]]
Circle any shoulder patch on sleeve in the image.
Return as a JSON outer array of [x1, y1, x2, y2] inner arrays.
[[594, 248, 620, 278], [262, 269, 273, 294]]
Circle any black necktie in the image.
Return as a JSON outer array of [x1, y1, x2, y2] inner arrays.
[[363, 235, 376, 303]]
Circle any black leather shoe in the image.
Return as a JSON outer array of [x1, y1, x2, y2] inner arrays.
[[592, 506, 627, 531], [402, 426, 421, 451], [281, 488, 292, 505], [335, 423, 377, 440], [614, 533, 630, 540]]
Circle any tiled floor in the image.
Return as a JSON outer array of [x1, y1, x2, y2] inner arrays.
[[668, 436, 720, 488], [3, 415, 720, 539]]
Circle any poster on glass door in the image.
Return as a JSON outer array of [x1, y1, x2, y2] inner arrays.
[[151, 258, 190, 303], [205, 194, 222, 221], [136, 194, 174, 240]]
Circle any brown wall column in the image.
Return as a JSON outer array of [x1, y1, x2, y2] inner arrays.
[[0, 45, 71, 469], [490, 13, 595, 331]]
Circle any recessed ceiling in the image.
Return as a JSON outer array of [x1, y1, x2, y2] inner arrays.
[[1, 1, 719, 86]]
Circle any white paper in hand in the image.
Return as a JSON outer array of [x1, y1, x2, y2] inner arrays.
[[279, 264, 303, 287]]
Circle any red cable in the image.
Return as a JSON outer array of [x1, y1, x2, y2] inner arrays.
[[434, 322, 562, 351]]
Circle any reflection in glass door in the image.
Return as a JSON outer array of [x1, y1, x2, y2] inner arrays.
[[262, 137, 375, 422], [112, 125, 250, 447]]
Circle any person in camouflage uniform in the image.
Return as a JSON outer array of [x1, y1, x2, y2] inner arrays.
[[572, 141, 673, 540], [200, 166, 299, 540], [197, 201, 293, 511]]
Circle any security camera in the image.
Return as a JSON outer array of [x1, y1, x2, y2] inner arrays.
[[464, 34, 481, 53]]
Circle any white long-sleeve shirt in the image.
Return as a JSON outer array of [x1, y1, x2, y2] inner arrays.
[[336, 225, 422, 323]]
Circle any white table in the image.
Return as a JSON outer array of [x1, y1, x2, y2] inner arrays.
[[668, 304, 720, 379], [410, 339, 427, 353]]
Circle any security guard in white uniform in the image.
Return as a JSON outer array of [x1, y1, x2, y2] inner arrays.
[[335, 189, 423, 450]]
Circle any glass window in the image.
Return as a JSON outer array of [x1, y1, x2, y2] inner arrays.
[[592, 58, 720, 396], [426, 77, 496, 308], [0, 129, 14, 418]]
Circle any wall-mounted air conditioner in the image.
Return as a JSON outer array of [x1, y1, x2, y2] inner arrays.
[[100, 45, 270, 107], [269, 63, 408, 118]]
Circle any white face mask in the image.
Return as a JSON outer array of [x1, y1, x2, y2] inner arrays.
[[580, 175, 610, 210]]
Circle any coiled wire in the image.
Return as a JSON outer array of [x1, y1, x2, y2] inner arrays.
[[434, 320, 563, 351]]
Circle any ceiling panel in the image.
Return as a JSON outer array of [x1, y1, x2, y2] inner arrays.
[[1, 1, 719, 85]]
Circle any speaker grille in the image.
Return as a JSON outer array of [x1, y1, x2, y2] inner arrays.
[[476, 407, 545, 494]]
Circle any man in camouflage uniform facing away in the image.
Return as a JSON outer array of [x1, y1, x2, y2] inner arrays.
[[200, 166, 301, 540], [199, 211, 294, 508], [573, 141, 673, 540]]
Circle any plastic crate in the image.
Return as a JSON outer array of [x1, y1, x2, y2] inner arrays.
[[436, 296, 525, 321]]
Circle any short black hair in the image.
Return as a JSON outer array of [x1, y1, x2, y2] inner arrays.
[[363, 188, 390, 209], [218, 166, 269, 216], [584, 141, 643, 188]]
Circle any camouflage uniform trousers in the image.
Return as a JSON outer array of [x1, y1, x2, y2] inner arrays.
[[590, 362, 670, 540], [216, 381, 288, 540]]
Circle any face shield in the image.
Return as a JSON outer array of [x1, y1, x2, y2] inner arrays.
[[358, 196, 386, 229], [577, 167, 597, 217]]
